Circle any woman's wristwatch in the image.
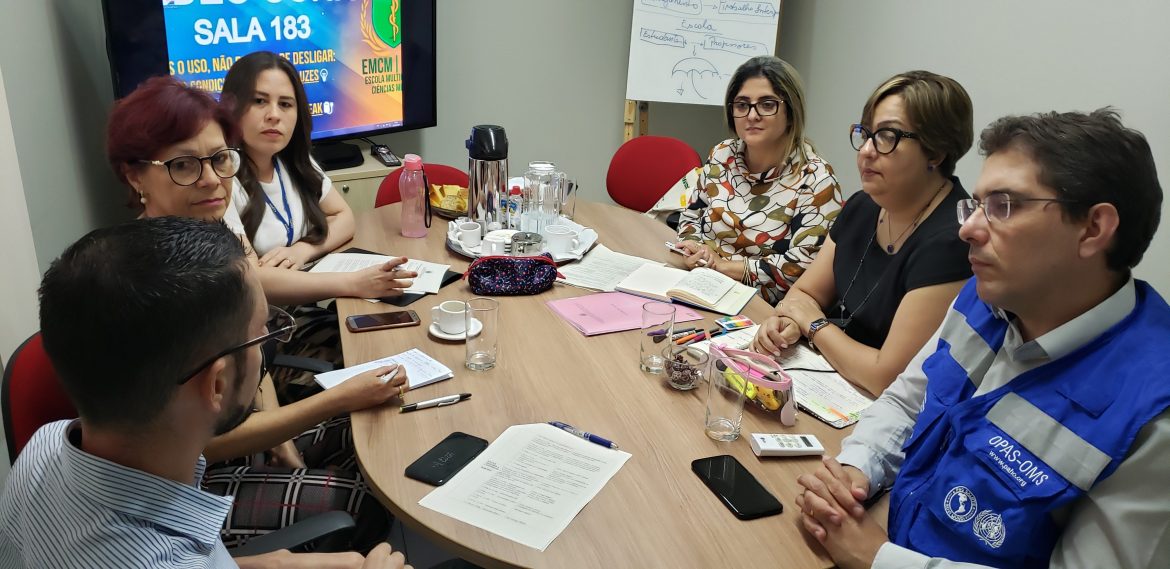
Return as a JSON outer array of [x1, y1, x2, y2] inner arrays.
[[806, 318, 832, 351]]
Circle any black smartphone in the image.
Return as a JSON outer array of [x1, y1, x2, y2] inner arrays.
[[692, 455, 783, 520], [405, 432, 489, 486], [345, 310, 421, 333]]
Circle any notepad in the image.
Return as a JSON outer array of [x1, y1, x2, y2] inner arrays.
[[614, 264, 756, 315], [309, 252, 451, 295], [313, 348, 454, 391]]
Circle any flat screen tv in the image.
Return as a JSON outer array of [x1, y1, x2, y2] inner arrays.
[[102, 0, 436, 166]]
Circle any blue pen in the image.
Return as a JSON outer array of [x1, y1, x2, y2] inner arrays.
[[548, 421, 620, 450]]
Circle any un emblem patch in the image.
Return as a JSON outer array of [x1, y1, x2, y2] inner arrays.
[[973, 510, 1006, 548]]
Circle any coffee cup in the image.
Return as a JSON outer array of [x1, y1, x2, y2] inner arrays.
[[543, 224, 580, 254], [431, 300, 467, 334], [458, 221, 482, 247], [482, 235, 509, 256]]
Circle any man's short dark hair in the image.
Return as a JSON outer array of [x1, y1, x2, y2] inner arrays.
[[979, 108, 1162, 272], [38, 217, 254, 429]]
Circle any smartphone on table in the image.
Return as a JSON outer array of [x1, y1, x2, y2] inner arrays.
[[692, 455, 783, 520], [345, 310, 421, 333], [405, 432, 489, 486]]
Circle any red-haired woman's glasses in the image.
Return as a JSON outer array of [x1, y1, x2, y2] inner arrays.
[[138, 148, 241, 186]]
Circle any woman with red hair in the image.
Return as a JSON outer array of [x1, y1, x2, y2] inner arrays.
[[105, 75, 400, 551]]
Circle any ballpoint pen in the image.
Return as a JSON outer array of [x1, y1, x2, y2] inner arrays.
[[378, 365, 402, 384], [547, 421, 620, 449], [400, 393, 472, 413]]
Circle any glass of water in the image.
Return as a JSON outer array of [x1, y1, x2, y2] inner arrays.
[[705, 355, 748, 441], [465, 297, 499, 371], [639, 301, 676, 373]]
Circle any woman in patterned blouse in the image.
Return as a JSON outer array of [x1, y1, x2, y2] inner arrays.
[[675, 56, 843, 305]]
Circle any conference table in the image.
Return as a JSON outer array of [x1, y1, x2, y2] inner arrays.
[[337, 201, 875, 569]]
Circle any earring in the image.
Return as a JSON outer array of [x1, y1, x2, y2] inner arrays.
[[139, 193, 148, 205]]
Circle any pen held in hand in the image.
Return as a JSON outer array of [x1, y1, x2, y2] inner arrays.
[[378, 365, 402, 384]]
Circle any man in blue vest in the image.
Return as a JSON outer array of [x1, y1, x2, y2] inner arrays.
[[794, 109, 1168, 568]]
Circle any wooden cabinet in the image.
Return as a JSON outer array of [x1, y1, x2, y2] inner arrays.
[[325, 141, 399, 213]]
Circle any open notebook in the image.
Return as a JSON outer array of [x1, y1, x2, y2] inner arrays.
[[614, 265, 755, 316]]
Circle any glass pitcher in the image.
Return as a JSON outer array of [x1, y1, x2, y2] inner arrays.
[[522, 161, 565, 235]]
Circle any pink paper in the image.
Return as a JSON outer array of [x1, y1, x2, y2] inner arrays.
[[547, 292, 705, 336]]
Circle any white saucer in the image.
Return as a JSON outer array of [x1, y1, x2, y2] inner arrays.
[[428, 318, 483, 341]]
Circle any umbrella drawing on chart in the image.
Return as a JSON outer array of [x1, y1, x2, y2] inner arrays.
[[671, 57, 719, 99]]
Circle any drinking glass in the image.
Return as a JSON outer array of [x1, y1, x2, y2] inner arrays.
[[465, 298, 499, 370], [705, 355, 748, 441], [639, 302, 676, 373]]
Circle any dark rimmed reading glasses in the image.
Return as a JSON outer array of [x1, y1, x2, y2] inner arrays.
[[849, 124, 919, 155], [729, 98, 784, 118], [176, 306, 295, 385], [138, 148, 242, 187], [957, 194, 1081, 224]]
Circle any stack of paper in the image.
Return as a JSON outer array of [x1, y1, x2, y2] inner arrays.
[[419, 423, 631, 551], [314, 348, 454, 391], [309, 252, 451, 295]]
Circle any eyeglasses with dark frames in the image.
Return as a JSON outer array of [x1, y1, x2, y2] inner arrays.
[[728, 98, 784, 118], [956, 193, 1082, 224], [849, 124, 919, 155], [138, 148, 242, 187], [176, 306, 296, 385]]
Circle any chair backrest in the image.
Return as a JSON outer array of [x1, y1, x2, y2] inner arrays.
[[2, 333, 77, 463], [606, 135, 702, 212], [375, 163, 470, 208]]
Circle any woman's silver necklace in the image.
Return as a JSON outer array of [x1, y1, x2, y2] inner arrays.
[[880, 178, 948, 254]]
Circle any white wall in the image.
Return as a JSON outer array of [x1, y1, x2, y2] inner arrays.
[[776, 0, 1170, 289], [0, 62, 40, 484], [0, 0, 127, 273]]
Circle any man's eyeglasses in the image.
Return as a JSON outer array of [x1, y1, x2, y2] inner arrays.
[[850, 124, 919, 155], [177, 306, 296, 385], [729, 98, 784, 118], [138, 148, 242, 187], [956, 193, 1081, 224]]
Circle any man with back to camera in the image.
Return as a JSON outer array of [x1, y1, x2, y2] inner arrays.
[[793, 109, 1169, 568], [0, 217, 411, 569]]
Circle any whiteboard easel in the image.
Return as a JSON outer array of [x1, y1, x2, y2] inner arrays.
[[623, 0, 782, 141]]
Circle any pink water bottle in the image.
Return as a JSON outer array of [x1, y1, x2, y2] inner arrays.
[[399, 154, 429, 238]]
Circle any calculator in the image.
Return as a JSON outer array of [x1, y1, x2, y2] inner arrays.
[[749, 433, 826, 457]]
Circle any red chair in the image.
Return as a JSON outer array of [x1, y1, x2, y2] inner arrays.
[[2, 333, 76, 463], [374, 163, 470, 208], [606, 135, 702, 212]]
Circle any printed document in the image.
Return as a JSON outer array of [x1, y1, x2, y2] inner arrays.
[[419, 423, 631, 551], [778, 344, 874, 428]]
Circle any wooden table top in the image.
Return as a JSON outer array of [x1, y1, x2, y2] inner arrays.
[[337, 201, 853, 569]]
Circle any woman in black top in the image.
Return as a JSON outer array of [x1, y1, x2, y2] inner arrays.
[[753, 71, 974, 396]]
